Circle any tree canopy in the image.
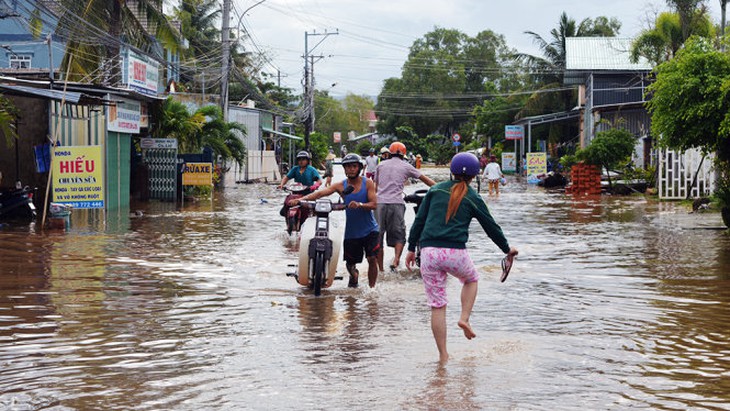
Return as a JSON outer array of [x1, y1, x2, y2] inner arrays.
[[646, 36, 730, 163], [376, 27, 517, 138]]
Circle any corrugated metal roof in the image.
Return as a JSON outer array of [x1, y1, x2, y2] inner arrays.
[[0, 84, 83, 103], [565, 37, 653, 71], [262, 127, 302, 141]]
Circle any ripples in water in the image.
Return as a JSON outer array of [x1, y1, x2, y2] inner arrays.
[[1, 171, 729, 410]]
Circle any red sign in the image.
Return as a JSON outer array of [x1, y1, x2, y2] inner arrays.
[[452, 133, 461, 142]]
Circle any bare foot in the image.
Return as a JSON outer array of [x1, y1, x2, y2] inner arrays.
[[458, 320, 476, 340], [439, 353, 450, 365]]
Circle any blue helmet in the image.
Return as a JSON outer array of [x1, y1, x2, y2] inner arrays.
[[450, 152, 480, 177]]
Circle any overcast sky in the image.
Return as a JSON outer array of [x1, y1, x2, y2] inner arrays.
[[233, 0, 723, 99]]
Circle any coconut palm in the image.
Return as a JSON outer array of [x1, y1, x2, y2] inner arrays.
[[194, 105, 247, 167], [631, 11, 713, 65], [56, 0, 181, 83]]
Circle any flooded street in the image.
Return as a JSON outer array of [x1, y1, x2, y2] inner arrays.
[[1, 166, 730, 410]]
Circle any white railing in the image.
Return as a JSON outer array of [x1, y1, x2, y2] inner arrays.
[[658, 148, 715, 199]]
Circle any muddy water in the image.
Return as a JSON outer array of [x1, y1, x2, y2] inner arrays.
[[1, 166, 729, 410]]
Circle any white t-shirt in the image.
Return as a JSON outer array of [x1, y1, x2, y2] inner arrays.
[[365, 155, 378, 173], [483, 162, 502, 180]]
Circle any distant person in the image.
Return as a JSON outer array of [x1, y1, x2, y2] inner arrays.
[[405, 152, 518, 364], [415, 154, 422, 169], [379, 146, 390, 163], [374, 141, 435, 272], [323, 152, 336, 187], [278, 151, 321, 194], [365, 148, 378, 179], [482, 155, 503, 196], [341, 145, 348, 157], [479, 152, 489, 171]]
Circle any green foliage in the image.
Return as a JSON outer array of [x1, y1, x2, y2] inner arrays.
[[473, 96, 524, 146], [575, 128, 635, 189], [513, 12, 620, 145], [58, 0, 181, 82], [154, 97, 246, 166], [577, 128, 635, 172], [646, 37, 730, 163], [355, 140, 373, 156], [376, 27, 517, 138], [620, 163, 658, 188], [428, 140, 456, 165], [0, 96, 18, 147], [631, 11, 713, 65], [314, 91, 374, 143], [714, 162, 730, 207], [297, 132, 328, 169], [559, 154, 579, 171]]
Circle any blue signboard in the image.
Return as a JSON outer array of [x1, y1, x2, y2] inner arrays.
[[505, 125, 524, 140]]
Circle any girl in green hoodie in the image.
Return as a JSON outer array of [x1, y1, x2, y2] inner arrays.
[[405, 152, 518, 364]]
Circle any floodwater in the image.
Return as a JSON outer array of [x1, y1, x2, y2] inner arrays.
[[1, 166, 730, 410]]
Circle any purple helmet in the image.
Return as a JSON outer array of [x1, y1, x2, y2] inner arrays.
[[450, 152, 480, 177]]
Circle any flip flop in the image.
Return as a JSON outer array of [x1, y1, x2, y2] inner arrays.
[[500, 255, 514, 283]]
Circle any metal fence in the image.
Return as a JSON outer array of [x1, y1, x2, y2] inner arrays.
[[658, 148, 715, 200]]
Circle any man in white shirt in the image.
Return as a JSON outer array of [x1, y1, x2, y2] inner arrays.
[[365, 148, 378, 179], [482, 155, 504, 196]]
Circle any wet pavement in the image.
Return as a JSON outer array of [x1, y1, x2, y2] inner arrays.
[[1, 166, 729, 410]]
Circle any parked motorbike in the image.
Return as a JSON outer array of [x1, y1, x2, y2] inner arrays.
[[0, 184, 37, 220], [287, 197, 347, 296]]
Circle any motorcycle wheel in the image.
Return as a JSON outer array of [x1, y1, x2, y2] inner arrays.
[[313, 252, 325, 296], [287, 215, 296, 235]]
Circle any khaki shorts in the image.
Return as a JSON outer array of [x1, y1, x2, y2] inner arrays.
[[376, 203, 406, 247]]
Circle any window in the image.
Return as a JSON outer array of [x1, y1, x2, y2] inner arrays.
[[9, 55, 31, 69]]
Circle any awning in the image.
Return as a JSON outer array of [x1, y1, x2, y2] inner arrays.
[[0, 84, 85, 104], [262, 127, 302, 141], [513, 110, 580, 126]]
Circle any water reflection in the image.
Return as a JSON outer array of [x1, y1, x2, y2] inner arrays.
[[1, 170, 730, 409]]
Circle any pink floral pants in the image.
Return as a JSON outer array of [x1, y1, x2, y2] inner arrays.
[[420, 247, 480, 308]]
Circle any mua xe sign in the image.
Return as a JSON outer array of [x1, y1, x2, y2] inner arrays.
[[52, 146, 105, 209], [182, 162, 213, 186]]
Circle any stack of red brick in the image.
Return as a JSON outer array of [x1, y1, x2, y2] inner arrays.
[[566, 163, 602, 195]]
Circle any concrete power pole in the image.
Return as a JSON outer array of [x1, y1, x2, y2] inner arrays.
[[303, 29, 338, 151], [220, 0, 231, 121]]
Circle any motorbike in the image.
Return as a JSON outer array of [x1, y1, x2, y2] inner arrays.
[[287, 196, 348, 296], [281, 183, 316, 235], [0, 184, 37, 220], [404, 189, 428, 266]]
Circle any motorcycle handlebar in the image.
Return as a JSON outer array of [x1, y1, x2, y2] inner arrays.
[[299, 200, 347, 211]]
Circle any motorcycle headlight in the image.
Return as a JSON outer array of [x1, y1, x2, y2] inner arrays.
[[314, 200, 332, 214]]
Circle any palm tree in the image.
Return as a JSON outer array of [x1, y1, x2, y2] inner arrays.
[[155, 98, 246, 166], [193, 105, 247, 167], [56, 0, 181, 84], [630, 10, 713, 65], [512, 13, 620, 145]]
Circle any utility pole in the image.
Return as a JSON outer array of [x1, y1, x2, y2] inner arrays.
[[303, 29, 338, 151], [220, 0, 231, 120]]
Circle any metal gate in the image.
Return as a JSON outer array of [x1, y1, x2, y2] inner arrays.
[[141, 138, 178, 201], [658, 148, 715, 200]]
